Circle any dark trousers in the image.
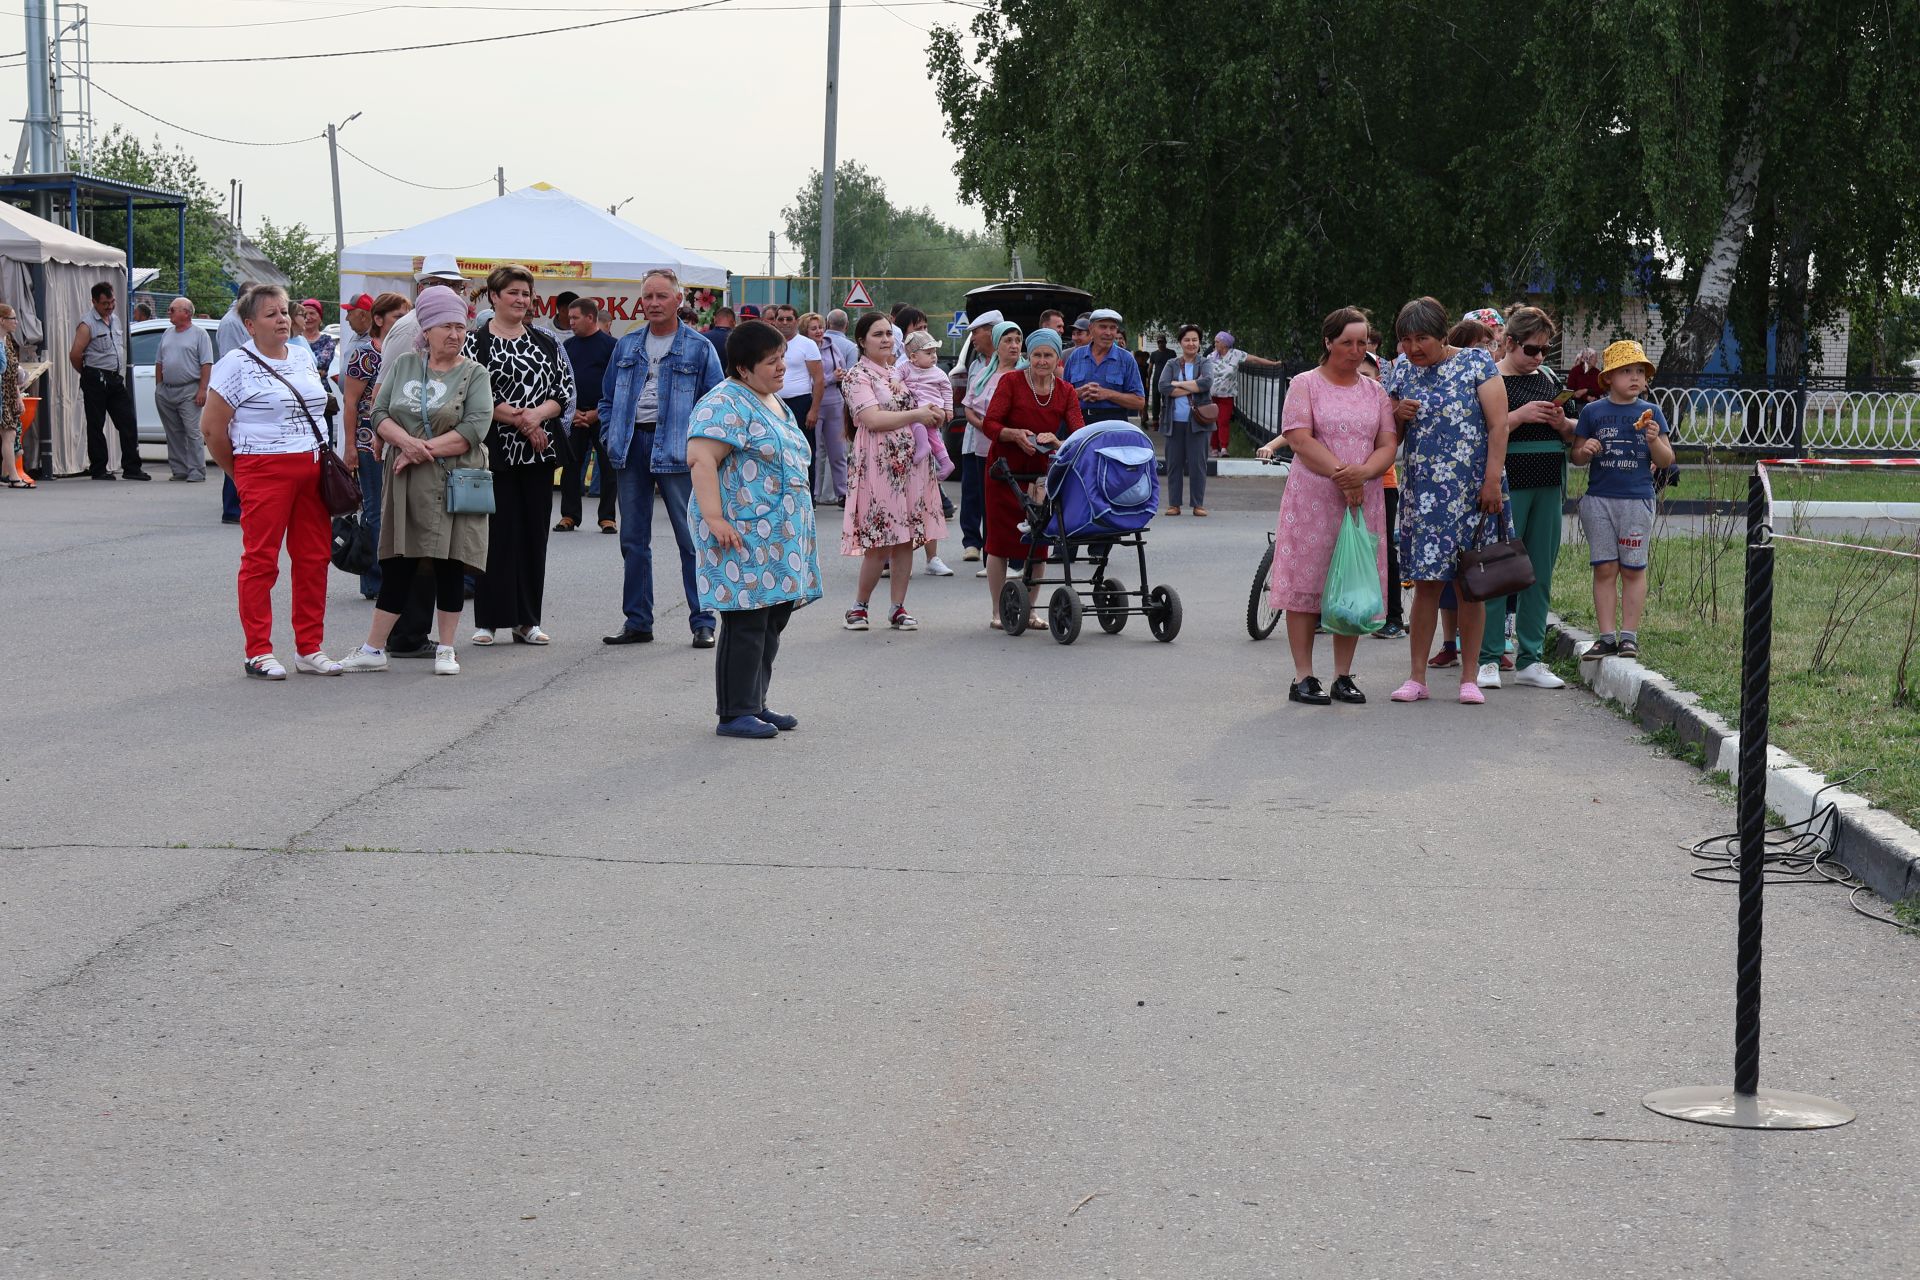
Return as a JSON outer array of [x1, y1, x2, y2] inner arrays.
[[475, 465, 553, 630], [356, 448, 384, 597], [222, 473, 243, 521], [958, 453, 985, 550], [1383, 487, 1404, 626], [389, 571, 437, 652], [81, 368, 141, 476], [559, 424, 616, 526], [1164, 427, 1206, 506], [374, 555, 465, 614], [715, 602, 794, 719]]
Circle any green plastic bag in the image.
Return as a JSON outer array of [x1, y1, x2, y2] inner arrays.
[[1321, 508, 1385, 636]]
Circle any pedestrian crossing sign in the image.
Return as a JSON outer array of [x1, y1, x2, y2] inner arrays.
[[844, 279, 873, 309]]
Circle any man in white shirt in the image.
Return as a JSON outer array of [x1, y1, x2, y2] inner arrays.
[[769, 301, 823, 446]]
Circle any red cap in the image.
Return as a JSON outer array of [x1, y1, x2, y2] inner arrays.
[[342, 293, 374, 312]]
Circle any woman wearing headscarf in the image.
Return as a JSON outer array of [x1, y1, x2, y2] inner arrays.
[[686, 319, 823, 739], [464, 265, 575, 647], [1157, 324, 1215, 516], [1202, 331, 1281, 457], [338, 286, 493, 676], [980, 327, 1084, 629]]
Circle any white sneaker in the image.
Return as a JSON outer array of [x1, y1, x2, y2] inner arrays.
[[975, 568, 988, 578], [339, 646, 389, 673], [1512, 662, 1566, 689], [925, 557, 954, 577], [295, 650, 344, 676], [434, 645, 460, 676], [1476, 661, 1502, 688]]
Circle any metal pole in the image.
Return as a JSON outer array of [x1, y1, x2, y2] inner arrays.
[[23, 1, 54, 176], [1642, 464, 1853, 1130], [327, 123, 346, 272], [769, 231, 776, 281], [818, 0, 840, 320], [496, 167, 505, 197]]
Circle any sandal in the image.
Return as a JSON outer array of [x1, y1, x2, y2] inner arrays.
[[2, 478, 29, 489], [1026, 612, 1045, 632], [244, 654, 287, 681], [471, 629, 497, 646], [1164, 506, 1182, 516], [512, 626, 551, 645], [989, 619, 1003, 630]]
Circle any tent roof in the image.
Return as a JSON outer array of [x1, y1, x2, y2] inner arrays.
[[340, 184, 728, 288], [0, 199, 127, 269]]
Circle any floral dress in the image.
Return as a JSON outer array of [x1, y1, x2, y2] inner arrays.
[[1383, 347, 1505, 582], [840, 356, 947, 554], [687, 381, 823, 613], [1268, 369, 1394, 613]]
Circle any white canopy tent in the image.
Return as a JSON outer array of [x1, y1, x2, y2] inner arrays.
[[338, 185, 729, 333], [0, 201, 127, 476]]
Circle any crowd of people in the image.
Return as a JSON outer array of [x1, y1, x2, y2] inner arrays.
[[38, 261, 1674, 736]]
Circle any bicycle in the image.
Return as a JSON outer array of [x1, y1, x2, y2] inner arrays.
[[1245, 454, 1288, 640]]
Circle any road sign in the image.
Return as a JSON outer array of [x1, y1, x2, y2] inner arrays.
[[954, 310, 968, 325], [844, 279, 873, 309], [946, 322, 968, 338]]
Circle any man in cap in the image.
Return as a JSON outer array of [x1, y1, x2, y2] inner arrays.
[[705, 306, 737, 360], [1070, 313, 1092, 349], [377, 254, 469, 376], [954, 309, 1003, 562], [1064, 307, 1146, 427]]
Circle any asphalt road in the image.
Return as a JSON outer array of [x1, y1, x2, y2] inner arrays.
[[2, 474, 1916, 1279]]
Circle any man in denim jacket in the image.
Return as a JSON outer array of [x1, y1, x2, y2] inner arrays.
[[599, 269, 726, 648]]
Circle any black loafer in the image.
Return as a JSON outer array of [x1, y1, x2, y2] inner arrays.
[[691, 627, 716, 649], [1289, 676, 1331, 705], [603, 629, 653, 645], [1330, 674, 1366, 704]]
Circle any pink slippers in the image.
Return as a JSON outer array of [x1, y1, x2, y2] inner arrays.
[[1389, 679, 1429, 702], [1458, 682, 1485, 705]]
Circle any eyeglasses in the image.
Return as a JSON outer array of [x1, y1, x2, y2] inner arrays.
[[1520, 343, 1550, 358]]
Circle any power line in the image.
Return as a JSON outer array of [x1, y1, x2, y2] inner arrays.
[[87, 0, 739, 64], [86, 78, 322, 147], [0, 5, 399, 29], [335, 143, 494, 192]]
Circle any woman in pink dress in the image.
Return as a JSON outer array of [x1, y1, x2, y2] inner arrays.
[[838, 311, 949, 631], [1255, 306, 1399, 705]]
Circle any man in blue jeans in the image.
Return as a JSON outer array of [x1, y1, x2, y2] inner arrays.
[[599, 268, 725, 648]]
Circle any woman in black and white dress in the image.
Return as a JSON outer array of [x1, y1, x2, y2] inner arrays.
[[463, 265, 575, 646]]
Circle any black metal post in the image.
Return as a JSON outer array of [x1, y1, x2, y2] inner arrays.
[[1732, 469, 1772, 1096]]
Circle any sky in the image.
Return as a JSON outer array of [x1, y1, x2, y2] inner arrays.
[[1, 0, 989, 281]]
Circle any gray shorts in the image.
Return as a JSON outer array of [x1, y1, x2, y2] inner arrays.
[[1579, 494, 1655, 569]]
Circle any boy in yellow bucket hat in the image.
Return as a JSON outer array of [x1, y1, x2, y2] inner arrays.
[[1570, 340, 1676, 660]]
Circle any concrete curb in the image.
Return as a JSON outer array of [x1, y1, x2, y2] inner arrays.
[[1545, 616, 1920, 905]]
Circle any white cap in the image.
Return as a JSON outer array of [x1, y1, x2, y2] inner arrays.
[[415, 252, 465, 283], [1088, 307, 1123, 324], [966, 309, 1004, 332]]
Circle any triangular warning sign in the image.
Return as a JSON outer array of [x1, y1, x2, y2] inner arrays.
[[844, 279, 873, 309]]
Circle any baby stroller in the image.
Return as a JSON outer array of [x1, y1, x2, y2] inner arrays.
[[990, 421, 1183, 644]]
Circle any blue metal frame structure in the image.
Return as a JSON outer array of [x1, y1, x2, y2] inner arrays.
[[0, 171, 189, 301]]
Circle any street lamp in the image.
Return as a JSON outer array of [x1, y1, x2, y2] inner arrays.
[[327, 112, 363, 276]]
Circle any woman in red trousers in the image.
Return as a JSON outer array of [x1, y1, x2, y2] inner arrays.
[[202, 284, 343, 679]]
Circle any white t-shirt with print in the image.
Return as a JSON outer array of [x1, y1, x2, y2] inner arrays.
[[780, 332, 822, 399], [208, 341, 329, 456]]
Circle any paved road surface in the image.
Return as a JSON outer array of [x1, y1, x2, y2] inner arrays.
[[2, 476, 1915, 1278]]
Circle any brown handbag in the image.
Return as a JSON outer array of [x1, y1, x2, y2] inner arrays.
[[244, 349, 362, 517], [1455, 510, 1536, 603]]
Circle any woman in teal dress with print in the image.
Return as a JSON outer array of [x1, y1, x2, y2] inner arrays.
[[687, 319, 824, 740]]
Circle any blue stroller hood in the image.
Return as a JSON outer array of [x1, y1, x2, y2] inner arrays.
[[1046, 421, 1160, 540]]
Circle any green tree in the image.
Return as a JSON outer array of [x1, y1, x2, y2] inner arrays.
[[780, 160, 1035, 319], [84, 126, 234, 317], [253, 218, 336, 318]]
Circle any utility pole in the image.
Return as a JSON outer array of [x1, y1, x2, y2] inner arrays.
[[496, 167, 505, 197], [22, 1, 54, 183], [818, 0, 841, 320], [326, 113, 360, 275]]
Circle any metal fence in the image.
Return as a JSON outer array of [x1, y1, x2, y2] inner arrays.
[[1233, 364, 1920, 455]]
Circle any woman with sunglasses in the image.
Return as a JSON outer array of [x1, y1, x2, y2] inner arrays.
[[1488, 306, 1576, 690]]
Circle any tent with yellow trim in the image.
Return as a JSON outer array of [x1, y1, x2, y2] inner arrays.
[[337, 184, 728, 334]]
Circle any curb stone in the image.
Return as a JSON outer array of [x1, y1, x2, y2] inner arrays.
[[1546, 614, 1920, 906]]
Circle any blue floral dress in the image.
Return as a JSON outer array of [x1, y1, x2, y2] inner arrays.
[[686, 380, 824, 613], [1384, 347, 1505, 582]]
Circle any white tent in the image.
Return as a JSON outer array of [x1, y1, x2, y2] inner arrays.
[[338, 184, 729, 334], [0, 201, 127, 476]]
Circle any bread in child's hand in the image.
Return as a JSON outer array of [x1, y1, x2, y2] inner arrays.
[[1635, 409, 1655, 427]]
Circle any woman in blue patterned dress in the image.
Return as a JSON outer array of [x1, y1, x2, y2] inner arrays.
[[1381, 297, 1510, 705], [686, 320, 824, 740]]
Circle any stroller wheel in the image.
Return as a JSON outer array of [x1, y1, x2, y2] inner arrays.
[[1147, 584, 1183, 643], [999, 580, 1031, 636], [1094, 577, 1128, 634], [1048, 587, 1083, 645]]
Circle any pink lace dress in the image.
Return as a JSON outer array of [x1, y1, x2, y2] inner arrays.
[[840, 357, 948, 554], [1267, 369, 1394, 613]]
